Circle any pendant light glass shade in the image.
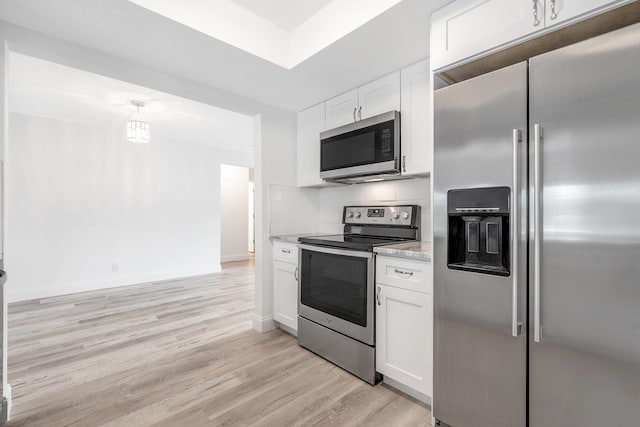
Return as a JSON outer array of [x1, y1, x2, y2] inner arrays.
[[127, 100, 150, 143]]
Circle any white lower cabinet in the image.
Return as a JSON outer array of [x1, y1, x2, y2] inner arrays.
[[376, 257, 433, 399], [273, 243, 299, 332]]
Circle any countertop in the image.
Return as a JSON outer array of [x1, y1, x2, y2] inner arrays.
[[269, 234, 319, 244], [374, 241, 432, 261], [270, 235, 432, 261]]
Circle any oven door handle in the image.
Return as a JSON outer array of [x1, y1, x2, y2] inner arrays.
[[297, 244, 374, 259]]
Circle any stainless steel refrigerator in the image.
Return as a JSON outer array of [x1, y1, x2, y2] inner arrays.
[[433, 23, 640, 427]]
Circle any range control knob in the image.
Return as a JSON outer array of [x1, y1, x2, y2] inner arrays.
[[355, 212, 362, 218], [402, 211, 410, 220], [347, 212, 354, 218], [393, 212, 400, 219]]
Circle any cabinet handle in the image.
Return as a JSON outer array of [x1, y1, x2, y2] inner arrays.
[[377, 286, 381, 306], [402, 155, 407, 173], [550, 0, 557, 20], [353, 107, 357, 122], [281, 249, 291, 254], [294, 267, 299, 281], [394, 268, 414, 277], [358, 106, 362, 120], [532, 0, 541, 26]]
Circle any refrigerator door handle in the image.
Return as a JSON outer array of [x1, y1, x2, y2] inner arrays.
[[534, 124, 542, 342], [512, 129, 523, 337]]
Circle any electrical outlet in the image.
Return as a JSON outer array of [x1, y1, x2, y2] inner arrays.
[[112, 263, 120, 272]]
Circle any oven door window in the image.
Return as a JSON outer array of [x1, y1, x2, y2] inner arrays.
[[300, 249, 369, 327]]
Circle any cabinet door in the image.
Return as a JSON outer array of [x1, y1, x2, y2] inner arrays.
[[400, 60, 431, 176], [545, 0, 627, 26], [325, 89, 358, 129], [431, 0, 540, 71], [376, 284, 432, 397], [297, 103, 326, 187], [358, 71, 400, 120], [273, 261, 298, 332]]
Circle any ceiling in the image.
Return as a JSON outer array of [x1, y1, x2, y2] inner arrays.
[[8, 52, 255, 152], [229, 0, 332, 31], [0, 0, 452, 112], [127, 0, 404, 68]]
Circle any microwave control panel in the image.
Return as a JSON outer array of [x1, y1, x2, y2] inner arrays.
[[381, 128, 392, 154], [343, 205, 418, 227]]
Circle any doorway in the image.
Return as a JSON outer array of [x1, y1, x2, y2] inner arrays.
[[220, 164, 255, 263]]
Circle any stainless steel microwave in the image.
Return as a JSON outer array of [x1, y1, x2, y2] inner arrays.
[[319, 111, 400, 183]]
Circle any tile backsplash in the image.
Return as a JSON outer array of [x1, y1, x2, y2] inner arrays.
[[316, 177, 431, 239], [269, 177, 431, 240], [269, 184, 321, 237]]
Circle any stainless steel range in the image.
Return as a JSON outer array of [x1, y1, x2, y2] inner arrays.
[[297, 205, 420, 384]]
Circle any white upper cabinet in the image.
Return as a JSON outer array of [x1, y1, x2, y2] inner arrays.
[[431, 0, 632, 71], [400, 60, 431, 176], [358, 71, 401, 120], [298, 68, 423, 188], [545, 0, 625, 26], [297, 103, 326, 187], [325, 89, 359, 129], [325, 73, 401, 130], [431, 0, 538, 71]]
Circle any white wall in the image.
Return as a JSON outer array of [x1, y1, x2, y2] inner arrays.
[[248, 180, 254, 253], [0, 21, 296, 332], [5, 113, 252, 302], [0, 40, 8, 408], [220, 164, 249, 262], [252, 111, 298, 331]]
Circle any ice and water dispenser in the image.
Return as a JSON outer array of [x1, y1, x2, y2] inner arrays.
[[447, 187, 510, 276]]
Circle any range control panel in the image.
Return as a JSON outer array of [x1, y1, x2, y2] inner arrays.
[[343, 205, 419, 227]]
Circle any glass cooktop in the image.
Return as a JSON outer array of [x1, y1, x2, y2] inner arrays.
[[299, 234, 413, 252]]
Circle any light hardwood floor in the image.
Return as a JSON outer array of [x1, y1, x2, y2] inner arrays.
[[7, 259, 431, 426]]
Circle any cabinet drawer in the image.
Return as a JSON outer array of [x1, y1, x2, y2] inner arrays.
[[375, 256, 432, 294], [273, 241, 299, 264]]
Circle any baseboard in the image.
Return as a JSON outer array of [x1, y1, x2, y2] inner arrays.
[[382, 376, 431, 406], [7, 266, 223, 303], [252, 313, 276, 333], [220, 254, 250, 263], [1, 384, 12, 424]]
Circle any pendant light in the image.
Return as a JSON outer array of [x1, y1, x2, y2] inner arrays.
[[127, 100, 150, 143]]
